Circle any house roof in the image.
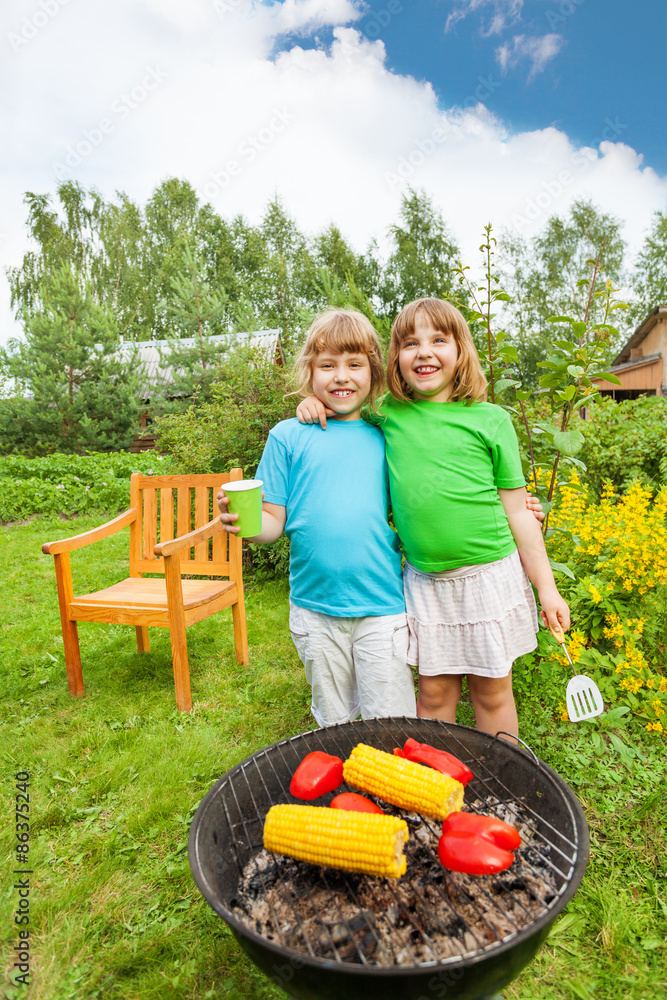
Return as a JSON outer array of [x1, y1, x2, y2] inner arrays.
[[612, 304, 667, 366], [118, 330, 283, 398], [592, 352, 662, 381]]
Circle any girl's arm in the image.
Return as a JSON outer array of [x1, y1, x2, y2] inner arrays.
[[296, 395, 334, 429], [498, 486, 570, 631], [217, 491, 286, 543]]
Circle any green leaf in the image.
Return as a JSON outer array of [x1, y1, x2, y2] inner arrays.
[[639, 936, 664, 950], [602, 706, 630, 725], [547, 315, 576, 325], [593, 371, 622, 385], [540, 373, 566, 389], [499, 344, 519, 362], [567, 365, 585, 377], [564, 384, 577, 400], [549, 558, 575, 579], [571, 322, 587, 339], [493, 291, 511, 301], [609, 732, 635, 770], [566, 977, 597, 1000], [553, 429, 585, 456], [550, 911, 584, 937], [492, 378, 520, 394], [574, 392, 600, 409]]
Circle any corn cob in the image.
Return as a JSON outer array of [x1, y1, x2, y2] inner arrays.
[[263, 803, 408, 878], [343, 743, 464, 819]]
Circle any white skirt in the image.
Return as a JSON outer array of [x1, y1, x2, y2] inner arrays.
[[404, 550, 539, 678]]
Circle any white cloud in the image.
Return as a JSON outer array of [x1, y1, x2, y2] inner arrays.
[[496, 33, 565, 79], [1, 2, 666, 346], [266, 0, 362, 33], [445, 0, 524, 37]]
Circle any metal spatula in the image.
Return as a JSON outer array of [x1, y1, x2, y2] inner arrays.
[[550, 625, 604, 721]]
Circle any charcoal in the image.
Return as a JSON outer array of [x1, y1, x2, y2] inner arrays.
[[232, 806, 560, 968]]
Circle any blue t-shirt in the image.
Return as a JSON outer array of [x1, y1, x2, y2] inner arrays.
[[255, 418, 405, 617]]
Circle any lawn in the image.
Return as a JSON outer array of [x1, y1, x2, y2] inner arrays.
[[1, 515, 665, 1000]]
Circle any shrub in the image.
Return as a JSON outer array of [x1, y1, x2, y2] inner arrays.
[[0, 452, 172, 522], [155, 349, 295, 577], [154, 348, 295, 476], [575, 395, 667, 494], [535, 476, 667, 737]]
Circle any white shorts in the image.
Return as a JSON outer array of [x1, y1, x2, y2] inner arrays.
[[289, 602, 417, 727]]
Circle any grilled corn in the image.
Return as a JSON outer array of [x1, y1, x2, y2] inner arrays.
[[263, 803, 408, 878], [343, 742, 464, 819]]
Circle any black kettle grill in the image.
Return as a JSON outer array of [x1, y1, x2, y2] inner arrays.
[[189, 718, 588, 1000]]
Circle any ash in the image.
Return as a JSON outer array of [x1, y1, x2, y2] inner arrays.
[[230, 798, 559, 967]]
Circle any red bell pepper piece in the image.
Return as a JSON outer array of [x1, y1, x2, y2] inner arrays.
[[438, 830, 515, 875], [442, 812, 521, 851], [289, 751, 344, 800], [393, 748, 406, 757], [330, 793, 385, 814], [401, 738, 473, 786]]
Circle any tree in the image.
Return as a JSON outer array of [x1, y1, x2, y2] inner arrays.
[[8, 181, 108, 321], [377, 189, 460, 317], [311, 224, 375, 295], [630, 211, 667, 325], [497, 199, 628, 385], [252, 197, 319, 354], [148, 244, 233, 412], [0, 265, 141, 454], [530, 199, 626, 316]]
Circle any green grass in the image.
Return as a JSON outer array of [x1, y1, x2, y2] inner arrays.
[[1, 516, 665, 1000]]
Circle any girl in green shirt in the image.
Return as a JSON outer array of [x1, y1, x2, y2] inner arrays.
[[299, 298, 569, 740]]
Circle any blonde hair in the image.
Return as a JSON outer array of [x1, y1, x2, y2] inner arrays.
[[293, 310, 385, 411], [386, 298, 487, 404]]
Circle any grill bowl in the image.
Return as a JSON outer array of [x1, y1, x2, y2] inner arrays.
[[189, 718, 588, 1000]]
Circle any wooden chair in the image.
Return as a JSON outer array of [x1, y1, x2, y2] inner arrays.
[[42, 470, 249, 712]]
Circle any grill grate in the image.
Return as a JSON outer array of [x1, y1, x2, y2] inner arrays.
[[216, 718, 580, 969]]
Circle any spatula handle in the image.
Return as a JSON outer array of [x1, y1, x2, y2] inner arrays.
[[550, 624, 575, 670]]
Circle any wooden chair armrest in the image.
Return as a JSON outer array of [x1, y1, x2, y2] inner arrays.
[[42, 508, 137, 555], [154, 515, 225, 558]]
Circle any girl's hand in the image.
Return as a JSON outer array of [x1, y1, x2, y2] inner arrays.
[[216, 489, 239, 534], [538, 586, 571, 633], [526, 493, 545, 522], [296, 395, 334, 429]]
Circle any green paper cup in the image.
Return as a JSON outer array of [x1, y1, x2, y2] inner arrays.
[[224, 479, 263, 537]]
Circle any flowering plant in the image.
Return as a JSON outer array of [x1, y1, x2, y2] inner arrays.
[[544, 477, 667, 736]]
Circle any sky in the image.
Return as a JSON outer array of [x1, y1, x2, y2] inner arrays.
[[2, 0, 666, 346]]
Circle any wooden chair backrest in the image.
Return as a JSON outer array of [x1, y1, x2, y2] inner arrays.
[[128, 470, 243, 579]]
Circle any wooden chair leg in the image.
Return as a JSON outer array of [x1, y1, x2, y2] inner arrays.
[[168, 626, 192, 713], [135, 626, 150, 653], [53, 552, 85, 698], [232, 591, 249, 666], [164, 554, 192, 712]]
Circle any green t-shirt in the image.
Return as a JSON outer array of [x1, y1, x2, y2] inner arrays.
[[378, 395, 526, 572]]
